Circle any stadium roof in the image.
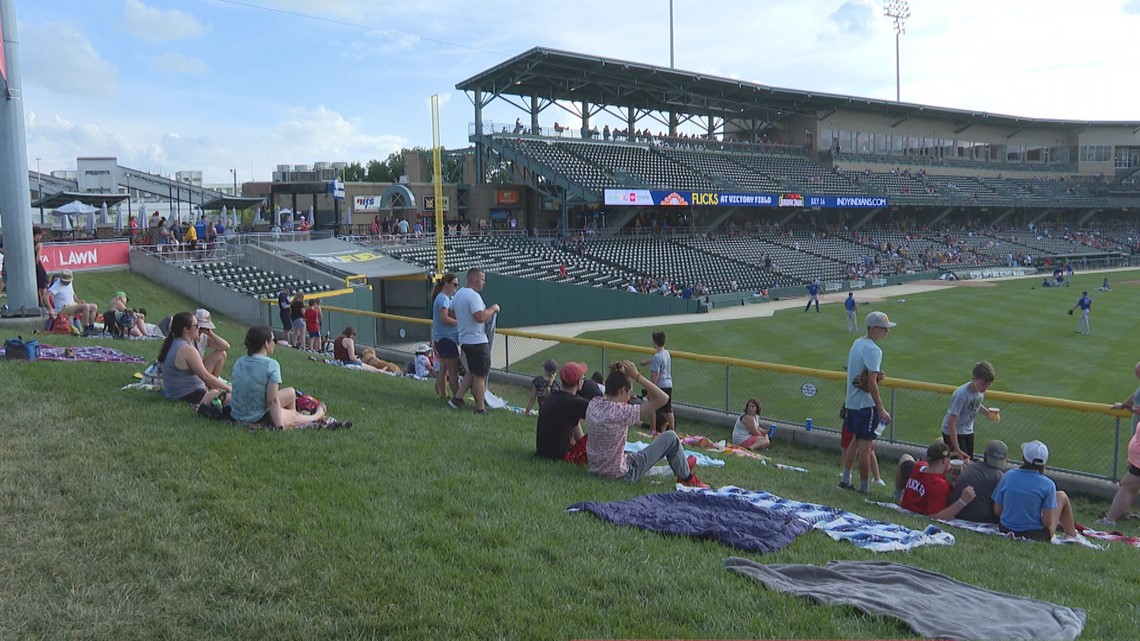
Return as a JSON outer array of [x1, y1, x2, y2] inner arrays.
[[457, 47, 1140, 130]]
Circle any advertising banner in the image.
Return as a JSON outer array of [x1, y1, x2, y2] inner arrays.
[[39, 241, 130, 272], [604, 188, 887, 209], [354, 195, 382, 212]]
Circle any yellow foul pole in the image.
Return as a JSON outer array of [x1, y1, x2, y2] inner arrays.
[[431, 94, 445, 280]]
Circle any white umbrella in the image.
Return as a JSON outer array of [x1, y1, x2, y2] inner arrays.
[[220, 205, 228, 223], [307, 205, 313, 221], [54, 200, 98, 215], [86, 208, 97, 232], [58, 214, 73, 232], [99, 202, 110, 225], [277, 208, 292, 226], [114, 205, 125, 231], [253, 206, 262, 224]]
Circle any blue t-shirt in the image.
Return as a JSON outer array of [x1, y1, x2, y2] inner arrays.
[[845, 336, 883, 410], [432, 292, 458, 342], [845, 296, 856, 311], [230, 354, 283, 423], [1078, 296, 1091, 311], [807, 283, 820, 297], [992, 468, 1057, 532], [194, 220, 209, 240], [451, 286, 488, 346]]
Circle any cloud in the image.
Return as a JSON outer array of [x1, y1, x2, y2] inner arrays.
[[823, 0, 879, 38], [149, 53, 209, 75], [20, 23, 118, 97], [123, 0, 208, 42], [1126, 1, 1140, 15]]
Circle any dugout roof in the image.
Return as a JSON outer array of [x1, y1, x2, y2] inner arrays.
[[457, 47, 1140, 130], [267, 238, 427, 279]]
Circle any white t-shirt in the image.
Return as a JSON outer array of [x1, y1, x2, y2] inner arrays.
[[49, 280, 77, 310], [451, 286, 488, 346]]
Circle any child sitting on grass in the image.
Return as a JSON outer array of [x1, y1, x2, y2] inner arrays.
[[524, 358, 561, 415]]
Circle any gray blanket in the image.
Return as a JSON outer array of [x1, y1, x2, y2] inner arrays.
[[725, 557, 1086, 641]]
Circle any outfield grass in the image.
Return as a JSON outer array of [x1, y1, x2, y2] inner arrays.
[[1, 269, 1137, 640]]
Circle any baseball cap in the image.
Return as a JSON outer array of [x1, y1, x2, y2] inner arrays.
[[60, 269, 74, 283], [414, 343, 431, 354], [559, 361, 587, 386], [983, 440, 1009, 469], [1021, 440, 1049, 466], [865, 311, 896, 328], [926, 439, 950, 463], [115, 290, 128, 300], [193, 308, 216, 330], [543, 358, 558, 373]]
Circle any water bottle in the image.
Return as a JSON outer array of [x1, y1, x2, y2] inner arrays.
[[768, 425, 777, 439], [874, 420, 888, 437]]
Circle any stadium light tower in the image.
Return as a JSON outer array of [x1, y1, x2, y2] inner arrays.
[[669, 0, 675, 68], [883, 0, 910, 102]]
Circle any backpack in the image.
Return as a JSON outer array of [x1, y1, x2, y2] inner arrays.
[[4, 336, 38, 361], [196, 400, 233, 422], [50, 313, 74, 335]]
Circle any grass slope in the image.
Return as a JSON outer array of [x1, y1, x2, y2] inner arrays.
[[0, 270, 1136, 640]]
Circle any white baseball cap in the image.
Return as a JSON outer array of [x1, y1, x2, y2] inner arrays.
[[865, 311, 897, 329], [1021, 440, 1049, 466]]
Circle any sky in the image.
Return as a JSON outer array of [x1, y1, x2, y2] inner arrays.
[[9, 0, 1140, 185]]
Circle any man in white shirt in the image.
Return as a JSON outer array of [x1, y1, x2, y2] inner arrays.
[[48, 269, 100, 336], [448, 268, 501, 414]]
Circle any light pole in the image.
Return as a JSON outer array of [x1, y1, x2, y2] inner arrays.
[[883, 0, 910, 102], [669, 0, 675, 69]]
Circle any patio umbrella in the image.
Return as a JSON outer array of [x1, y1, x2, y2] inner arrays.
[[253, 206, 262, 224], [86, 208, 97, 232], [220, 205, 228, 224], [58, 214, 73, 233], [278, 208, 293, 227], [99, 202, 110, 226], [114, 204, 125, 231], [54, 200, 98, 215]]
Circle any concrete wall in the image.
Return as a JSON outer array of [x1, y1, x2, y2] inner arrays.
[[241, 244, 344, 291], [129, 250, 264, 326]]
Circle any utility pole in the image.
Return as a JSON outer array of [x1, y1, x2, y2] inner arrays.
[[883, 0, 911, 102]]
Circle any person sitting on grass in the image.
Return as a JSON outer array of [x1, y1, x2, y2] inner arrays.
[[158, 311, 231, 405], [535, 362, 591, 464], [731, 398, 771, 450], [525, 358, 560, 415], [578, 370, 605, 401], [194, 309, 230, 378], [896, 440, 977, 520], [230, 325, 327, 429], [331, 326, 382, 372], [106, 291, 147, 337], [948, 440, 1009, 524], [992, 440, 1078, 541], [48, 269, 100, 336], [585, 361, 708, 488]]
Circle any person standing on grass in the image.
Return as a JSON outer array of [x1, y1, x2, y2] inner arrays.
[[1101, 362, 1140, 526], [992, 440, 1078, 541], [230, 325, 327, 429], [805, 279, 821, 313], [1071, 291, 1092, 335], [535, 362, 591, 464], [277, 285, 292, 333], [304, 298, 322, 352], [430, 273, 461, 403], [942, 361, 1001, 461], [289, 292, 306, 348], [844, 292, 858, 332], [448, 268, 500, 414], [840, 311, 895, 494], [585, 361, 708, 488], [639, 331, 674, 435]]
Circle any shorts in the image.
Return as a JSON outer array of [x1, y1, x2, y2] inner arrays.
[[279, 309, 291, 328], [291, 318, 305, 330], [36, 263, 48, 289], [843, 406, 880, 441], [308, 331, 320, 339], [999, 523, 1052, 541], [460, 342, 491, 377], [942, 432, 975, 458], [434, 337, 459, 359], [179, 389, 207, 404], [658, 387, 674, 414]]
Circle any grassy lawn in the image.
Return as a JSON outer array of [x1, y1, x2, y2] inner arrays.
[[0, 269, 1136, 640]]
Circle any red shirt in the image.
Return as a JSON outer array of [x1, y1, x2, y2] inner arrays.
[[303, 306, 320, 333], [900, 462, 951, 516]]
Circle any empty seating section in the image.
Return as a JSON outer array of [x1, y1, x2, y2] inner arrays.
[[658, 149, 783, 191], [507, 139, 621, 192], [185, 262, 332, 300], [582, 237, 769, 292], [729, 153, 861, 195], [1001, 232, 1104, 256], [555, 142, 708, 190]]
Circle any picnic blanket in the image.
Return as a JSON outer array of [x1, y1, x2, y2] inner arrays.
[[568, 491, 811, 554], [685, 486, 954, 552], [624, 441, 724, 467], [662, 434, 808, 472], [726, 557, 1087, 641], [868, 500, 1105, 549], [1, 344, 146, 364]]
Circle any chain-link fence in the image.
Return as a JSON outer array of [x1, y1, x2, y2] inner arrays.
[[307, 308, 1134, 482]]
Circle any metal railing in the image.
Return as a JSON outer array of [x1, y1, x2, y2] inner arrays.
[[310, 305, 1133, 482]]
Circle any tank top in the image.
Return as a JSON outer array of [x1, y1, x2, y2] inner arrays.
[[333, 335, 352, 362], [162, 338, 207, 400]]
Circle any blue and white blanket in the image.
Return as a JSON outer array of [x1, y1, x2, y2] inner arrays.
[[867, 500, 1104, 549]]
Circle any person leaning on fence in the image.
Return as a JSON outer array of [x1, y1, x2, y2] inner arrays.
[[157, 311, 231, 405], [535, 362, 592, 464], [230, 325, 327, 429], [731, 398, 771, 450], [1101, 362, 1140, 526], [992, 440, 1078, 541], [585, 361, 708, 488]]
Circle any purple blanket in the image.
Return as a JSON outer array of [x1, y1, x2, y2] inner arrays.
[[568, 491, 811, 553], [0, 344, 146, 364]]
